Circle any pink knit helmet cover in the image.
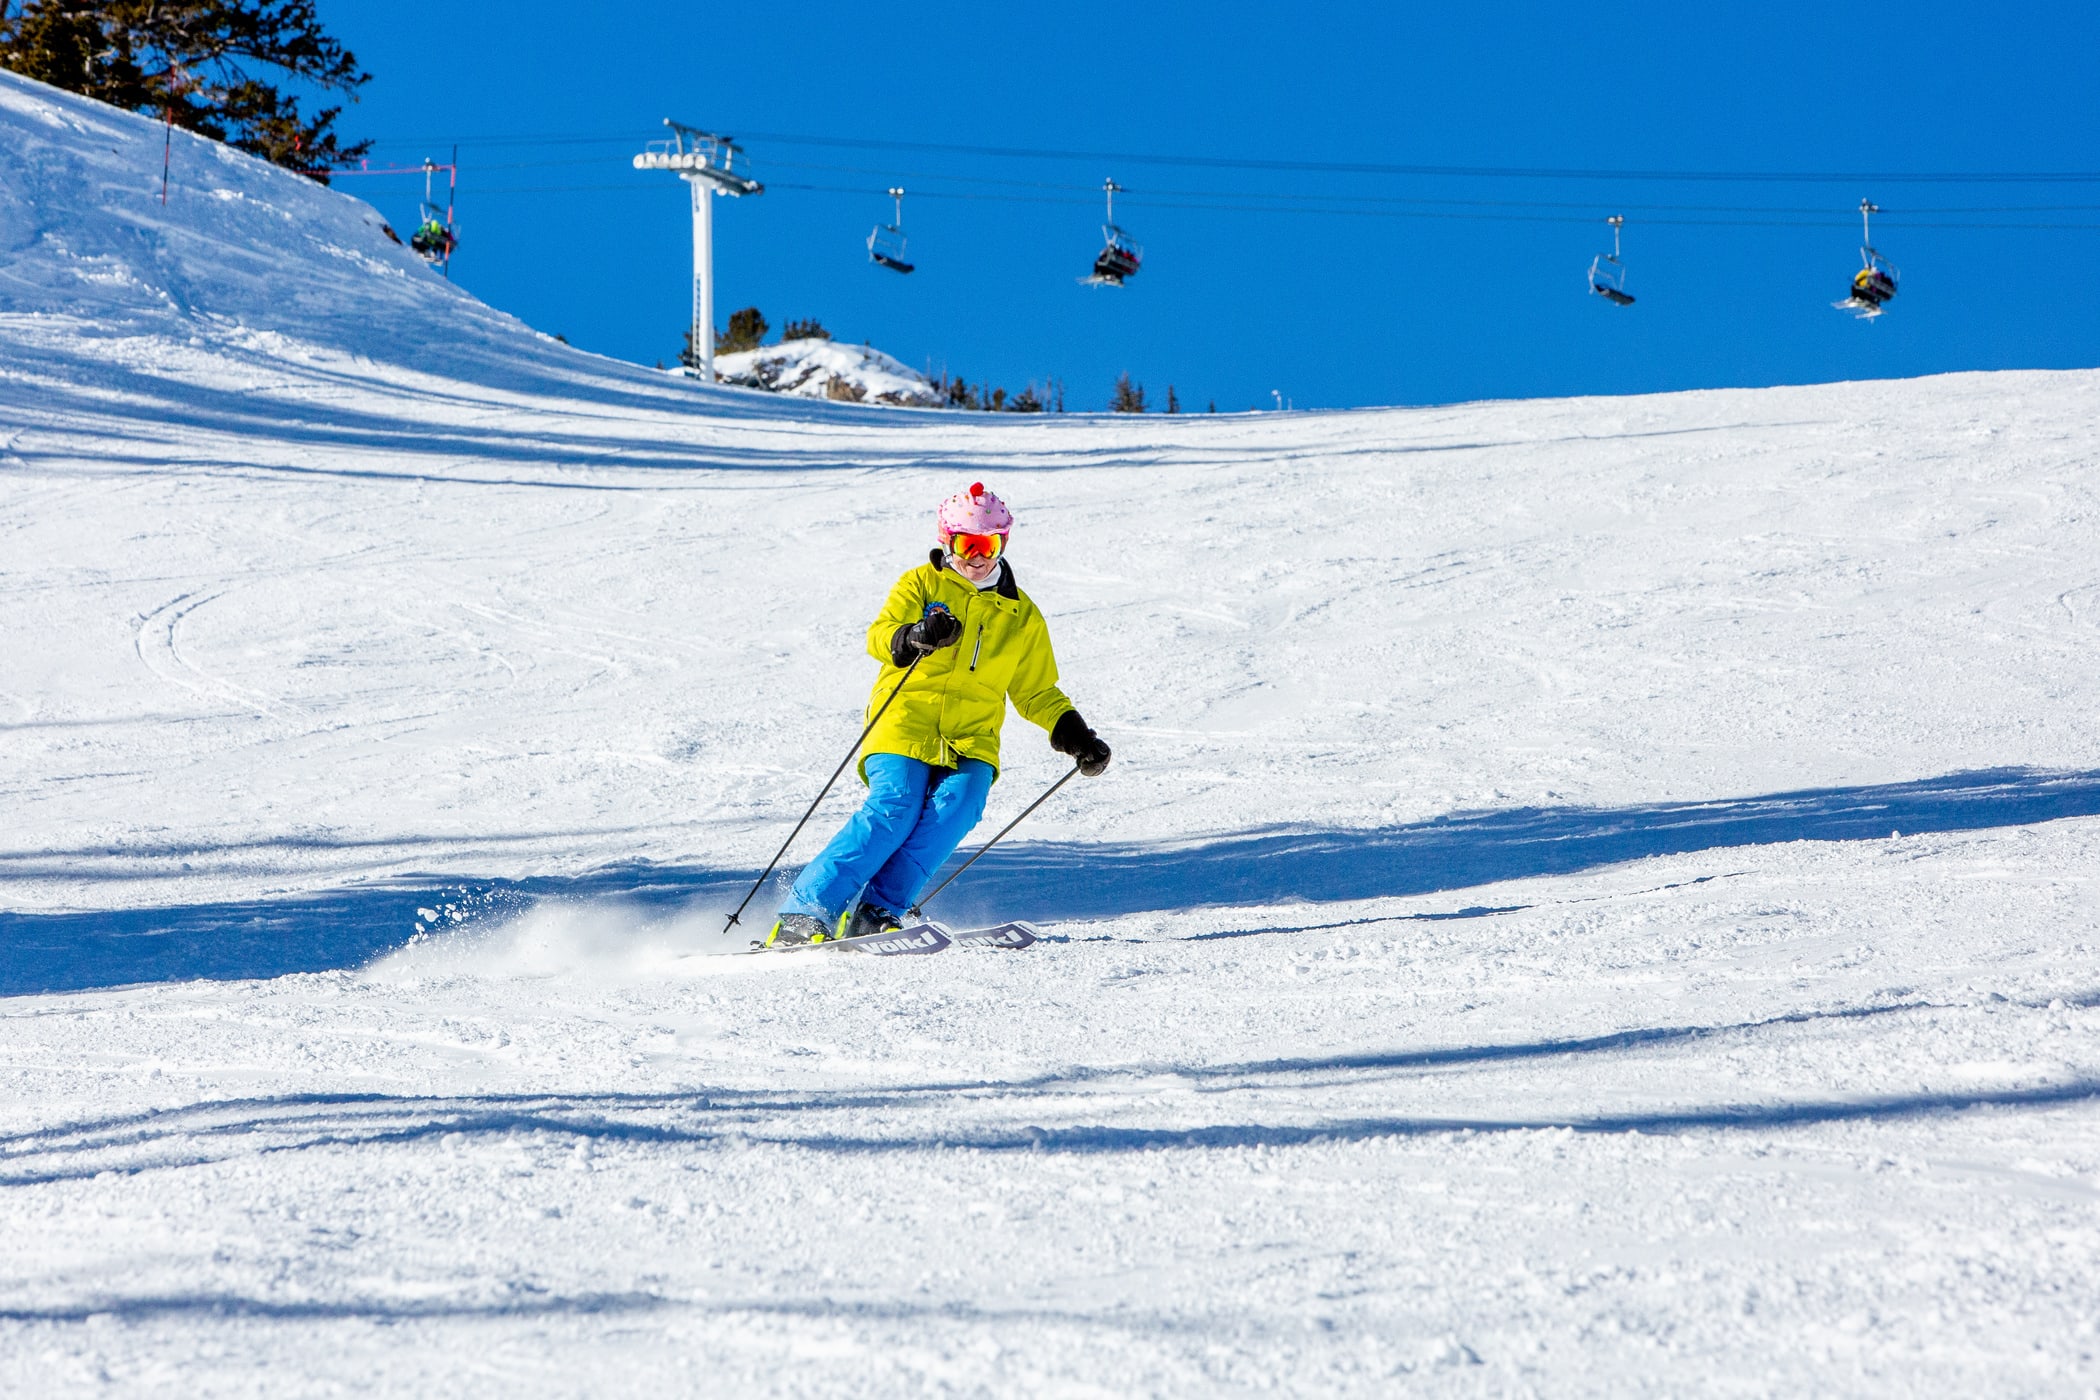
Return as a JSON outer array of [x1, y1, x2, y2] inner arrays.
[[936, 481, 1014, 539]]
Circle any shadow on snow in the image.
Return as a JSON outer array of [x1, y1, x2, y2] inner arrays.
[[2, 997, 2097, 1189], [5, 766, 2099, 997]]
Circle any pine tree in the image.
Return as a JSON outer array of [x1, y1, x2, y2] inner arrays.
[[0, 0, 372, 178], [1008, 384, 1043, 413], [782, 317, 830, 342], [715, 306, 767, 355], [1165, 384, 1180, 414], [1111, 372, 1146, 414]]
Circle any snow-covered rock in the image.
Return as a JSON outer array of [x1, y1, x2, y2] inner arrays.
[[713, 335, 940, 406]]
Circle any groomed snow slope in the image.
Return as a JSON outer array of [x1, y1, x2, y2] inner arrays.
[[4, 69, 2100, 1396]]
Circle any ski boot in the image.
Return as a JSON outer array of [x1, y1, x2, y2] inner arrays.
[[764, 913, 830, 949], [839, 902, 904, 942]]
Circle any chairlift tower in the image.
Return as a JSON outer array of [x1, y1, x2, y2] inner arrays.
[[633, 120, 763, 381]]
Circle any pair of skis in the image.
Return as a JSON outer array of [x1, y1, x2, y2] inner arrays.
[[749, 920, 1038, 957]]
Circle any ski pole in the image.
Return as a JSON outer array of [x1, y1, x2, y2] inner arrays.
[[723, 652, 923, 934], [909, 761, 1082, 919]]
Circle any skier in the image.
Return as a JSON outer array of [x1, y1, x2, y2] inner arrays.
[[765, 483, 1113, 947]]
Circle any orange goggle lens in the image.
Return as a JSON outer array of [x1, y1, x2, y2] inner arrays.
[[946, 531, 1005, 561]]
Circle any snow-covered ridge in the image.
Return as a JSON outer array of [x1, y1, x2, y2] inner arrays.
[[714, 335, 940, 406], [0, 70, 490, 346], [0, 66, 841, 416]]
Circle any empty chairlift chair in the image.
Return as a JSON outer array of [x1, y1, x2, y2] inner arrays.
[[868, 187, 914, 274], [1589, 215, 1634, 306]]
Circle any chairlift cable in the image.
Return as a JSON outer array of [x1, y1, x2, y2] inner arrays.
[[355, 133, 2100, 221], [448, 177, 2100, 231], [361, 126, 2100, 186], [441, 174, 2100, 231], [390, 149, 2100, 216]]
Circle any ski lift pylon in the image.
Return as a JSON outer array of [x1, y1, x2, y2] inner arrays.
[[1082, 179, 1142, 287], [868, 186, 914, 273], [1835, 198, 1898, 319], [1588, 214, 1634, 306]]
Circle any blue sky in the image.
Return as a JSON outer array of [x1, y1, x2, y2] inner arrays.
[[331, 1, 2100, 411]]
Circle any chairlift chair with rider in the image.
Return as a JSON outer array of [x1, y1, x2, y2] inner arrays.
[[410, 211, 454, 262], [408, 159, 457, 266], [1082, 179, 1143, 287], [1835, 199, 1898, 319], [1589, 215, 1634, 306], [868, 187, 914, 274]]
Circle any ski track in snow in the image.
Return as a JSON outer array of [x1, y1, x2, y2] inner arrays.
[[4, 67, 2100, 1396]]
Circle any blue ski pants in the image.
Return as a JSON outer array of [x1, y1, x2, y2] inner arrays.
[[780, 754, 995, 922]]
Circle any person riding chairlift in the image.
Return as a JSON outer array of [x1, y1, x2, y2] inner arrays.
[[1853, 266, 1894, 306], [412, 218, 453, 258]]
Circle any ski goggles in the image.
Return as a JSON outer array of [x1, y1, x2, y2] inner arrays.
[[944, 531, 1006, 561]]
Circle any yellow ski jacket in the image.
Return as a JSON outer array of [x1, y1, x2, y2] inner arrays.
[[859, 552, 1075, 780]]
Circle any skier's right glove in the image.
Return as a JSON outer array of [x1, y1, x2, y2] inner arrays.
[[890, 606, 962, 665], [1050, 709, 1112, 777]]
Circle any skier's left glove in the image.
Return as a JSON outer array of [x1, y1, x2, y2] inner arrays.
[[1050, 710, 1112, 778]]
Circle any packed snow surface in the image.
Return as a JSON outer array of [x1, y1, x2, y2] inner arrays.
[[4, 68, 2100, 1396]]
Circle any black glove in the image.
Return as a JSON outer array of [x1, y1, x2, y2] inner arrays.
[[889, 606, 962, 665], [1050, 709, 1112, 777]]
